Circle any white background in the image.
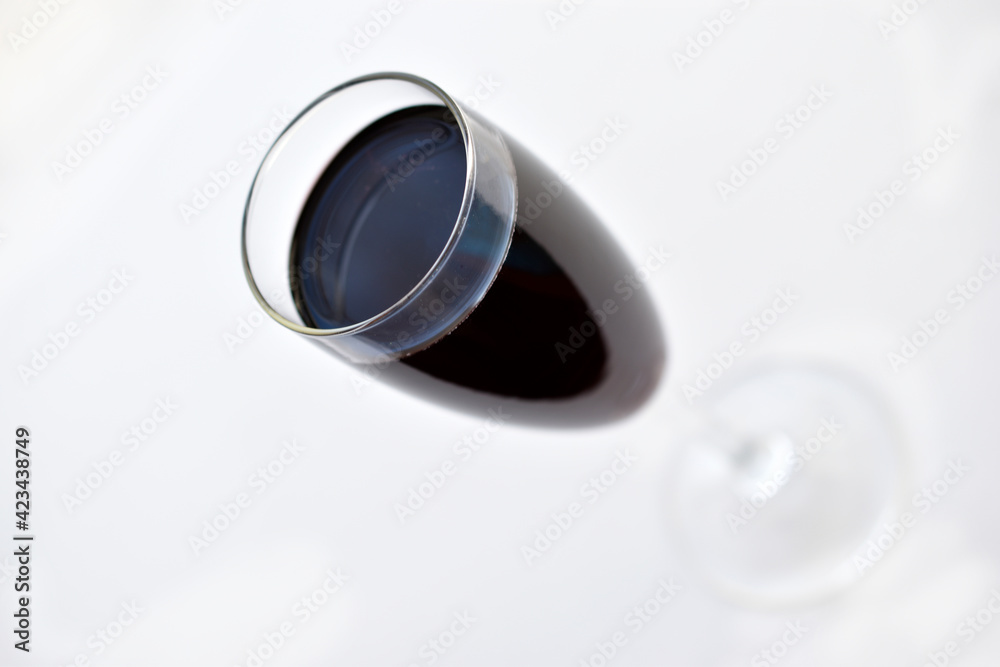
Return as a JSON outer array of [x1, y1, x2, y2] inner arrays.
[[2, 0, 1000, 665]]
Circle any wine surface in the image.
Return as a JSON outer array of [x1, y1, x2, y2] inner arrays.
[[290, 105, 608, 400]]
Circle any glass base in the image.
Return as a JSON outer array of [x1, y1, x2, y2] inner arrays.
[[666, 366, 904, 607]]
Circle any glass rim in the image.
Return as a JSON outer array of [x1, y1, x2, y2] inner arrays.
[[240, 71, 480, 338]]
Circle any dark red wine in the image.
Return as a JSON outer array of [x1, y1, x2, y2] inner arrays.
[[290, 105, 663, 426], [290, 106, 466, 328], [402, 226, 607, 398]]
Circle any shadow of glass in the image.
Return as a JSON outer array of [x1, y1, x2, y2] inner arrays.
[[385, 129, 667, 427]]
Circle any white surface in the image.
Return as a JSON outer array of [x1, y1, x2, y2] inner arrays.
[[1, 0, 999, 665]]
